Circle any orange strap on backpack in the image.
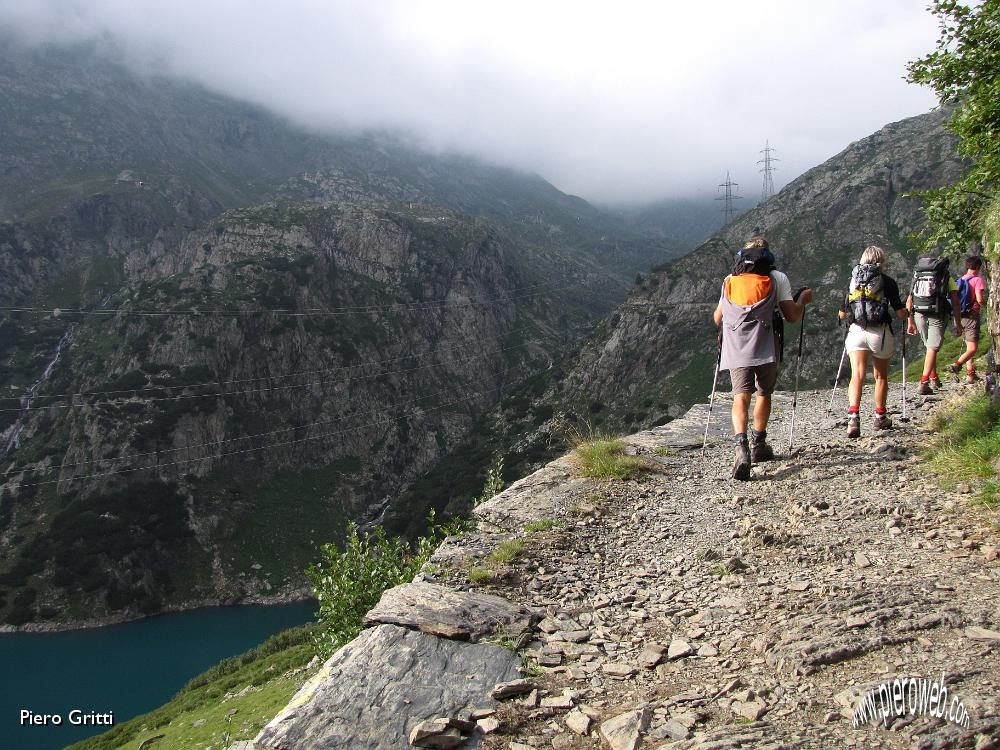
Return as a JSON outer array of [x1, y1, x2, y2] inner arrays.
[[725, 274, 773, 306]]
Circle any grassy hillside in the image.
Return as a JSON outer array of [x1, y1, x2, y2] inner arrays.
[[67, 625, 318, 750], [889, 329, 991, 383]]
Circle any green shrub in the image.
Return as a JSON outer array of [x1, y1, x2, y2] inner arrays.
[[485, 538, 525, 565], [573, 438, 649, 480], [306, 513, 457, 656], [475, 454, 505, 506], [468, 567, 492, 584]]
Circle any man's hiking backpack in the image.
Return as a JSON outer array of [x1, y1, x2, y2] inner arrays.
[[910, 256, 951, 316], [728, 247, 784, 360], [733, 246, 775, 277], [845, 263, 888, 327], [957, 275, 974, 315]]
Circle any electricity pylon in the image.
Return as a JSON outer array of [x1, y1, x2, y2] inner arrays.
[[716, 171, 741, 225]]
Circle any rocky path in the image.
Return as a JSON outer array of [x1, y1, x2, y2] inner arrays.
[[254, 383, 999, 750], [444, 384, 999, 749]]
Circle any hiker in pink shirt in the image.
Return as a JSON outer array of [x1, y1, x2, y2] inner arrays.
[[948, 256, 987, 384]]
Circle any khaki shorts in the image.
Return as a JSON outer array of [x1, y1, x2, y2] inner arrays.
[[729, 362, 778, 395], [912, 312, 944, 350], [961, 316, 981, 343]]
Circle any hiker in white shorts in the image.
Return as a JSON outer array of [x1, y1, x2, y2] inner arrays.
[[838, 245, 908, 438]]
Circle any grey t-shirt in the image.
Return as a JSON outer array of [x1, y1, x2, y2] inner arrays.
[[718, 271, 791, 371]]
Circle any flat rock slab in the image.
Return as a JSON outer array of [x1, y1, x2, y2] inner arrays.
[[475, 456, 587, 530], [624, 394, 794, 452], [255, 624, 519, 750], [364, 582, 532, 640]]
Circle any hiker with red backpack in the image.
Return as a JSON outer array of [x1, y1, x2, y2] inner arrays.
[[837, 246, 909, 438], [947, 256, 987, 384], [712, 236, 812, 480], [906, 254, 962, 394]]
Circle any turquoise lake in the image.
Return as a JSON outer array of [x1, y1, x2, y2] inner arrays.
[[0, 601, 316, 750]]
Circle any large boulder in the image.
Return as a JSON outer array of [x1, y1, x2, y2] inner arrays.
[[364, 582, 532, 640], [255, 624, 519, 750]]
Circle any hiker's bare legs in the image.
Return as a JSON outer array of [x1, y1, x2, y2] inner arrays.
[[848, 350, 869, 409], [922, 345, 937, 380], [753, 394, 771, 433], [732, 392, 751, 434], [731, 392, 771, 434], [873, 356, 890, 410], [956, 339, 978, 366]]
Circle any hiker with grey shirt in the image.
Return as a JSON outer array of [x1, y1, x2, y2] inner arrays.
[[712, 237, 812, 480]]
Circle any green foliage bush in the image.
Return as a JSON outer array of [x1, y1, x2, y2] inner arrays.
[[306, 513, 458, 657], [475, 454, 505, 505], [906, 0, 1000, 253]]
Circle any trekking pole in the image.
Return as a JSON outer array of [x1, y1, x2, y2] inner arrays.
[[828, 343, 848, 413], [702, 332, 723, 456], [901, 328, 908, 422], [787, 309, 806, 453]]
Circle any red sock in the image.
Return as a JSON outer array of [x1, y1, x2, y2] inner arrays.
[[931, 371, 938, 380], [875, 406, 886, 415], [848, 405, 859, 414], [920, 375, 930, 383]]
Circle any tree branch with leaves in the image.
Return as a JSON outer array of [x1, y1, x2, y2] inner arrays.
[[907, 0, 1000, 255]]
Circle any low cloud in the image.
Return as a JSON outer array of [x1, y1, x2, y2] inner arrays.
[[0, 0, 940, 204]]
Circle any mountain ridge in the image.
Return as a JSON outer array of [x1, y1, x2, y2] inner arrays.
[[548, 108, 966, 430], [0, 45, 682, 628]]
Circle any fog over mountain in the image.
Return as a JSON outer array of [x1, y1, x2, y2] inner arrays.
[[0, 0, 938, 204]]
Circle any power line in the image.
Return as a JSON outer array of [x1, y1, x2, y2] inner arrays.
[[0, 338, 541, 412], [716, 171, 741, 225], [7, 385, 502, 490], [3, 373, 504, 476], [2, 320, 599, 476], [0, 282, 578, 319], [3, 320, 597, 490], [758, 141, 779, 201]]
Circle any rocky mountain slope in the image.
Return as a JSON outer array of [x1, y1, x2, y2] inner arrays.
[[0, 44, 684, 628], [179, 383, 998, 750], [382, 109, 969, 530], [552, 108, 966, 430]]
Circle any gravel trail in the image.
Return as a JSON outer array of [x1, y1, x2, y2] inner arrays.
[[428, 383, 1000, 750]]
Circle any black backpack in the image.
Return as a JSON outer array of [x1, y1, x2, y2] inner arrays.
[[910, 257, 951, 316], [733, 246, 776, 276], [732, 247, 784, 360], [845, 264, 889, 327]]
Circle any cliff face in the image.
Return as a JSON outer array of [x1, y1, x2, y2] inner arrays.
[[361, 109, 972, 539], [551, 109, 967, 430], [0, 47, 679, 627], [1, 204, 529, 621]]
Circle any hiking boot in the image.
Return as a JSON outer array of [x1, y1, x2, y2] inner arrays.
[[918, 380, 933, 396], [949, 362, 962, 376], [732, 435, 751, 481], [847, 415, 861, 439], [750, 429, 774, 463], [932, 377, 943, 390], [874, 413, 892, 430], [966, 373, 978, 385]]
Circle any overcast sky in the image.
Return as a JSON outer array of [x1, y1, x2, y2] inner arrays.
[[0, 0, 941, 205]]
